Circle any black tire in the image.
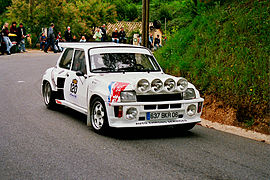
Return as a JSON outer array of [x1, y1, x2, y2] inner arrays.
[[43, 81, 57, 109], [90, 97, 109, 133]]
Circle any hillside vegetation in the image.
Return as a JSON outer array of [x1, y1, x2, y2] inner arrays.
[[155, 0, 270, 133]]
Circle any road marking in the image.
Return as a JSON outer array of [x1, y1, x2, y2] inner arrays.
[[17, 81, 25, 83]]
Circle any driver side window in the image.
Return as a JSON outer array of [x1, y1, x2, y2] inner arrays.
[[72, 50, 86, 74]]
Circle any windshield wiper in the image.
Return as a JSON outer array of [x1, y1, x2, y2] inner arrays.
[[92, 67, 114, 72]]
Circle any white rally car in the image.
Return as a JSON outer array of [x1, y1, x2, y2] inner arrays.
[[41, 43, 204, 133]]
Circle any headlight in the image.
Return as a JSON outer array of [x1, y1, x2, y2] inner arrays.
[[137, 79, 150, 93], [164, 78, 176, 92], [151, 79, 163, 93], [120, 91, 136, 102], [126, 107, 138, 120], [183, 88, 196, 100], [177, 78, 188, 92], [187, 104, 196, 116]]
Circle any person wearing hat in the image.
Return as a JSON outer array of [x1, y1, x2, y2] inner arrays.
[[112, 28, 119, 43], [44, 23, 57, 53], [17, 23, 28, 52]]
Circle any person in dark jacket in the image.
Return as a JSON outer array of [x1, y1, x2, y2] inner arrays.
[[44, 23, 57, 53], [39, 33, 47, 50], [10, 22, 17, 34], [112, 28, 119, 43], [154, 34, 162, 50], [17, 23, 27, 52], [119, 27, 126, 44], [64, 26, 72, 42], [1, 22, 13, 55], [100, 24, 107, 42]]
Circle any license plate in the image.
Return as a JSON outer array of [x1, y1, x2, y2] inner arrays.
[[146, 112, 179, 120]]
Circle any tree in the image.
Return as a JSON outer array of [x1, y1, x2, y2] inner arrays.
[[6, 0, 117, 39]]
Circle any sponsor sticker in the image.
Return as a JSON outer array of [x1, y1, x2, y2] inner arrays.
[[108, 82, 129, 105], [70, 79, 78, 98], [136, 119, 187, 125]]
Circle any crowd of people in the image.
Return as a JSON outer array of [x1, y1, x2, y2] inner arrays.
[[1, 22, 29, 55], [1, 22, 163, 55]]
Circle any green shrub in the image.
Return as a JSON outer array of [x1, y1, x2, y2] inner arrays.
[[155, 0, 270, 122]]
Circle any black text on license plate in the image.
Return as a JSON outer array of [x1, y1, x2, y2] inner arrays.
[[146, 112, 179, 120]]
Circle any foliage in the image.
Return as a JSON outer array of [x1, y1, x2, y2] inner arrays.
[[155, 0, 270, 123], [5, 0, 117, 41], [0, 0, 12, 14], [113, 0, 139, 21]]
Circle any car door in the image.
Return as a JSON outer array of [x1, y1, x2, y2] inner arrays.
[[54, 48, 74, 99], [64, 49, 88, 108]]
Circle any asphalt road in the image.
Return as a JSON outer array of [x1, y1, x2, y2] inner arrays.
[[0, 52, 269, 180]]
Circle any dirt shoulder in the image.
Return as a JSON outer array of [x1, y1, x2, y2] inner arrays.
[[201, 95, 270, 143]]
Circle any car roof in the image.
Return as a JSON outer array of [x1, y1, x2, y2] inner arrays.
[[58, 42, 146, 50]]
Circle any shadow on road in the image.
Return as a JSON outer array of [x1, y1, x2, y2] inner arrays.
[[104, 127, 200, 141], [53, 106, 200, 140]]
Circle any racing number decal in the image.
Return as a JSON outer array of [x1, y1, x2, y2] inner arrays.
[[70, 79, 78, 94]]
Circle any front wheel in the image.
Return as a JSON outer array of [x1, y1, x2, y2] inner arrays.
[[43, 81, 56, 109], [90, 97, 109, 133]]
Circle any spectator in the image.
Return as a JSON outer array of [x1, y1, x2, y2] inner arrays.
[[80, 36, 86, 42], [93, 28, 102, 41], [1, 23, 13, 55], [154, 34, 162, 50], [44, 23, 57, 53], [55, 32, 63, 52], [72, 35, 77, 42], [112, 28, 119, 43], [148, 34, 154, 50], [17, 23, 28, 52], [64, 26, 72, 42], [39, 32, 47, 50], [100, 24, 107, 42], [10, 22, 17, 34], [119, 27, 126, 44]]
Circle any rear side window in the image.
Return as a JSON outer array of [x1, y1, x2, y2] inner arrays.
[[59, 48, 74, 69]]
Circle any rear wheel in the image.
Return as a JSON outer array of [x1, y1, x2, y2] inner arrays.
[[90, 97, 109, 133], [43, 81, 57, 109]]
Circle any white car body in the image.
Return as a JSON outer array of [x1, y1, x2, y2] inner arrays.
[[41, 43, 204, 132]]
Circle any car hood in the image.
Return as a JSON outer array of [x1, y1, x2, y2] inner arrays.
[[91, 72, 191, 93]]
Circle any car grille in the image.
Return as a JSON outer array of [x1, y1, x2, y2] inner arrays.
[[144, 103, 181, 110], [136, 93, 183, 102]]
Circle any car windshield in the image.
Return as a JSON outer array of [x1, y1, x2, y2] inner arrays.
[[89, 53, 161, 72]]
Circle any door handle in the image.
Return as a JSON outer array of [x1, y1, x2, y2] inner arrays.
[[66, 73, 69, 77]]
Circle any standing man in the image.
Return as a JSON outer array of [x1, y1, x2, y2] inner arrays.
[[44, 23, 57, 53], [17, 23, 28, 52], [64, 26, 72, 42], [100, 24, 107, 42], [119, 27, 126, 44], [1, 23, 13, 55], [112, 28, 119, 43]]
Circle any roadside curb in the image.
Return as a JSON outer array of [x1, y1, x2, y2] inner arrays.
[[198, 119, 270, 144]]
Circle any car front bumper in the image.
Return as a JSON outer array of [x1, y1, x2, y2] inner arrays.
[[106, 98, 204, 128]]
